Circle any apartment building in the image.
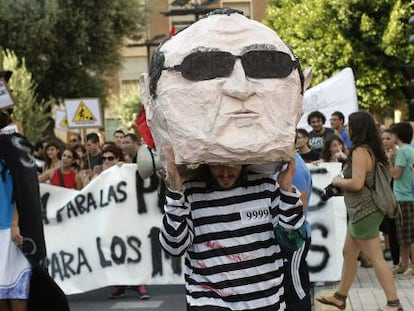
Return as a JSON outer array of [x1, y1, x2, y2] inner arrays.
[[119, 0, 267, 89], [105, 0, 267, 134]]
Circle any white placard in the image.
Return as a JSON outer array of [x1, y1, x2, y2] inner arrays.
[[64, 98, 102, 128], [298, 67, 359, 131], [0, 79, 15, 109], [40, 163, 347, 294], [306, 162, 347, 282]]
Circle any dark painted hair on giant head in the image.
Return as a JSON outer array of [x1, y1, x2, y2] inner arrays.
[[148, 7, 304, 98], [348, 111, 387, 164]]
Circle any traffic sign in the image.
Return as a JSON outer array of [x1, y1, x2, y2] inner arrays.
[[64, 98, 102, 128]]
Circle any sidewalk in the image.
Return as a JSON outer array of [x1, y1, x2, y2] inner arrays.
[[312, 264, 414, 310]]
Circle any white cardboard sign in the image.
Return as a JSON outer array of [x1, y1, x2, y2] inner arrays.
[[0, 79, 15, 109], [40, 163, 346, 294], [298, 67, 359, 131]]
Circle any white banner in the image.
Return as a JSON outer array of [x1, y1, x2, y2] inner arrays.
[[298, 67, 359, 132], [306, 162, 347, 282], [40, 163, 346, 294]]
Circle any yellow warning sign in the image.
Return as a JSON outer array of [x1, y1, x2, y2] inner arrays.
[[72, 100, 97, 122], [59, 116, 68, 128]]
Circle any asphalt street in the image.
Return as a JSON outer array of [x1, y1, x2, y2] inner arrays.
[[69, 285, 186, 311]]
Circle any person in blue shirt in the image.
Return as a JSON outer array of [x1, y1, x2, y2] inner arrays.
[[389, 122, 414, 277], [0, 150, 31, 311], [330, 111, 352, 149]]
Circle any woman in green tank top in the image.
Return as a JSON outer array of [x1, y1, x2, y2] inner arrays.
[[316, 111, 403, 311]]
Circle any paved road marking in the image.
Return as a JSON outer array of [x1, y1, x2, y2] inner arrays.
[[111, 301, 163, 309]]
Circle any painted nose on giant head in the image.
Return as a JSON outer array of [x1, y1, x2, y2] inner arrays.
[[222, 59, 253, 100]]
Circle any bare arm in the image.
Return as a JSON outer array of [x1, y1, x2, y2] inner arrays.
[[38, 168, 54, 183], [277, 159, 296, 193], [75, 173, 83, 190], [299, 190, 308, 213], [332, 147, 373, 191], [392, 166, 404, 180], [11, 206, 23, 246]]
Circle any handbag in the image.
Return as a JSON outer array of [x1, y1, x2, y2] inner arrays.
[[368, 159, 401, 219]]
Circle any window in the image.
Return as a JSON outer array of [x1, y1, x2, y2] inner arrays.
[[120, 56, 148, 81], [221, 1, 251, 18]]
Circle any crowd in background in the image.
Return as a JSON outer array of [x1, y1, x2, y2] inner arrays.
[[25, 109, 414, 306], [32, 128, 152, 300], [297, 110, 414, 281]]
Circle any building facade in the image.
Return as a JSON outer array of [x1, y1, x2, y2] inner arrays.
[[119, 0, 267, 89], [105, 0, 267, 136]]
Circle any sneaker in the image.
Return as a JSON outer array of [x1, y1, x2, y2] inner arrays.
[[137, 285, 150, 300], [392, 265, 408, 275], [109, 286, 126, 299]]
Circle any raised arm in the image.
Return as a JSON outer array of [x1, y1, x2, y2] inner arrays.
[[275, 159, 304, 230], [159, 150, 193, 256]]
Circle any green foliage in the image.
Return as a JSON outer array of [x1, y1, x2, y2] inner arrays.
[[111, 86, 141, 130], [2, 49, 52, 144], [0, 0, 148, 102], [265, 0, 414, 118]]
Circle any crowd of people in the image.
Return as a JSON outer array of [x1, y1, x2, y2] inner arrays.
[[4, 106, 410, 310], [30, 129, 152, 300], [2, 8, 413, 311], [5, 75, 411, 311], [295, 109, 413, 311]]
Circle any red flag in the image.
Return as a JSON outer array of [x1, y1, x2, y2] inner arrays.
[[136, 106, 155, 149], [169, 24, 176, 36]]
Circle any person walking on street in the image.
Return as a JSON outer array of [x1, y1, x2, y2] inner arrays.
[[317, 111, 403, 311], [389, 122, 414, 277]]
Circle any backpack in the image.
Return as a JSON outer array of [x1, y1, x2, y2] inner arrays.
[[367, 157, 401, 219]]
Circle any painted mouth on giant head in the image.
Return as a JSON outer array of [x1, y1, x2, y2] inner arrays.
[[227, 109, 259, 118]]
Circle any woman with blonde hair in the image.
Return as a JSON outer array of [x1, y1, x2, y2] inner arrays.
[[317, 111, 403, 310]]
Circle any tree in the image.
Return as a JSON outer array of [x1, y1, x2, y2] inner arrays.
[[111, 86, 141, 131], [265, 0, 414, 118], [0, 0, 148, 104], [2, 49, 52, 144]]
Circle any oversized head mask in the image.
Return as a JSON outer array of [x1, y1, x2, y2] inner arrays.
[[141, 9, 304, 170]]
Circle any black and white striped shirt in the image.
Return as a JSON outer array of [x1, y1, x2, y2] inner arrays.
[[160, 173, 304, 311]]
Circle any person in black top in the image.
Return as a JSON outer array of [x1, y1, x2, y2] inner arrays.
[[296, 128, 320, 163], [307, 111, 335, 157]]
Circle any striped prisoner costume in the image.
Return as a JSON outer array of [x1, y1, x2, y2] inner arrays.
[[160, 173, 304, 311]]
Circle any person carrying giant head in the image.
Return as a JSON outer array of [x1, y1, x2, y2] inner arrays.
[[140, 8, 311, 173], [140, 8, 311, 311]]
